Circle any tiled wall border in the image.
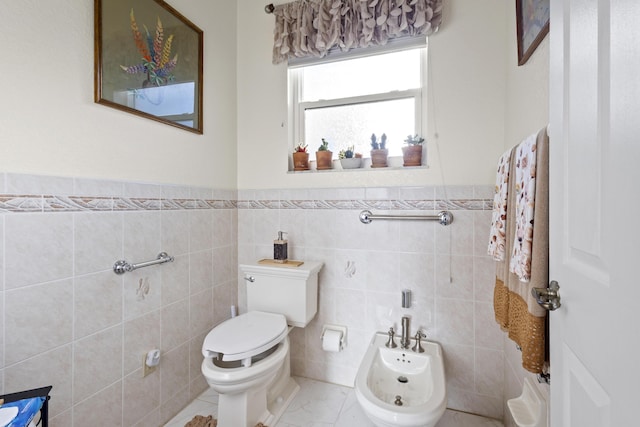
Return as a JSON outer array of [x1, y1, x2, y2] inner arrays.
[[0, 173, 492, 213], [237, 198, 491, 210], [0, 195, 236, 213], [0, 195, 491, 213]]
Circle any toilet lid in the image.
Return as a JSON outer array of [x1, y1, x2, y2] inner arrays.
[[202, 311, 288, 362]]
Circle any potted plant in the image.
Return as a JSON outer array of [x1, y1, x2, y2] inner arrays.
[[370, 133, 388, 168], [292, 142, 309, 171], [402, 134, 425, 166], [315, 138, 333, 170], [338, 145, 363, 169]]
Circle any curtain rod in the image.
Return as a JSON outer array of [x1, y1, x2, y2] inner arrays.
[[265, 3, 275, 14]]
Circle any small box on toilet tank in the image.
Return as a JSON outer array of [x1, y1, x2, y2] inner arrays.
[[240, 260, 323, 327]]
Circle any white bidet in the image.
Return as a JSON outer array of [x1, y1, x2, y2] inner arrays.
[[354, 332, 447, 427]]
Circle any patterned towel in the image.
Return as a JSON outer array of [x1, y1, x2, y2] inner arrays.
[[509, 133, 538, 282], [493, 126, 549, 373], [487, 148, 513, 261]]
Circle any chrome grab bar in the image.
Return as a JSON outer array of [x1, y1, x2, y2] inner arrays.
[[113, 252, 174, 275], [359, 210, 454, 226]]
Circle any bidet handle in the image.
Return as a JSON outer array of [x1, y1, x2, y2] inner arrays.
[[412, 330, 426, 353], [386, 327, 397, 348]]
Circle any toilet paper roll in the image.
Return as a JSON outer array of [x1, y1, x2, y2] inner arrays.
[[322, 329, 343, 352]]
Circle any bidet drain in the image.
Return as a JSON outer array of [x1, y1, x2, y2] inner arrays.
[[397, 376, 408, 383]]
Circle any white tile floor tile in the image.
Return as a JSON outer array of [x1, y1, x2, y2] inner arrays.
[[164, 377, 503, 427]]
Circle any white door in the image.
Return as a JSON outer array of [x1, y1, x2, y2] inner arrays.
[[549, 0, 640, 425]]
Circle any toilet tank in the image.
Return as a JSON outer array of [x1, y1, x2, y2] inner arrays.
[[240, 261, 323, 328]]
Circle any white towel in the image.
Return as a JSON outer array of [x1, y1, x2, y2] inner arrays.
[[509, 133, 538, 282], [488, 148, 512, 261]]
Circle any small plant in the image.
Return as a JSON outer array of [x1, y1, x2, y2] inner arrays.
[[371, 133, 388, 150], [318, 138, 330, 151], [404, 134, 425, 145], [370, 132, 389, 167], [338, 145, 355, 159], [293, 142, 308, 153], [370, 133, 379, 150]]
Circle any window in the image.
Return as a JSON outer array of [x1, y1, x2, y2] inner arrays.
[[289, 47, 426, 159]]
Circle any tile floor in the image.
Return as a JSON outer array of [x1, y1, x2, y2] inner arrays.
[[165, 377, 504, 427]]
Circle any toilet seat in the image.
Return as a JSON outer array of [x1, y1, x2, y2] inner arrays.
[[202, 311, 288, 366]]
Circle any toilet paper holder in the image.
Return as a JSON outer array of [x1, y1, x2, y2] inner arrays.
[[322, 324, 347, 351]]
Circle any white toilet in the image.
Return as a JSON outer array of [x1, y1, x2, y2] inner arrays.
[[201, 261, 323, 427]]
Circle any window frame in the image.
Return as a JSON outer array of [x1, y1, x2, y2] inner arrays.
[[288, 47, 428, 161]]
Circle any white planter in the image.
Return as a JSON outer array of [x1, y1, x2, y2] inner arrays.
[[340, 158, 362, 169]]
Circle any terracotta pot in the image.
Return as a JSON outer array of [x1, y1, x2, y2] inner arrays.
[[370, 149, 388, 168], [315, 150, 333, 170], [293, 152, 309, 171], [402, 145, 423, 166]]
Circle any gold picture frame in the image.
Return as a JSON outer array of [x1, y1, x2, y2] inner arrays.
[[94, 0, 203, 133]]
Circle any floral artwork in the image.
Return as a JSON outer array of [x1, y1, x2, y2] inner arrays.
[[120, 9, 178, 87], [94, 0, 203, 133], [516, 0, 550, 65]]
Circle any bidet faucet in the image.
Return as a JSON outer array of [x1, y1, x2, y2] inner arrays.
[[400, 316, 411, 349]]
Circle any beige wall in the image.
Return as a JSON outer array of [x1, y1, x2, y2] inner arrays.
[[504, 3, 550, 148], [237, 0, 509, 189], [0, 0, 237, 189]]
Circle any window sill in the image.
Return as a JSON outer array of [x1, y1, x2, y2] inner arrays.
[[288, 156, 428, 173]]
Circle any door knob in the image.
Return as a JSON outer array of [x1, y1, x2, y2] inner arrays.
[[531, 280, 561, 311]]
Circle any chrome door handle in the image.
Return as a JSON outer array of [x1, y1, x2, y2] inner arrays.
[[244, 276, 255, 283], [532, 280, 561, 311]]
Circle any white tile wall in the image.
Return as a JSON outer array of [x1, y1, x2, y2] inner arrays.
[[237, 185, 504, 420], [0, 173, 505, 425], [73, 381, 123, 426], [0, 173, 237, 426], [5, 279, 73, 364], [73, 326, 123, 403], [5, 213, 74, 289]]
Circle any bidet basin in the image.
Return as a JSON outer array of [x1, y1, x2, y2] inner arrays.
[[355, 332, 447, 427], [367, 345, 433, 406]]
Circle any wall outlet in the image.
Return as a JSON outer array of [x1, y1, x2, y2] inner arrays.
[[142, 354, 156, 377]]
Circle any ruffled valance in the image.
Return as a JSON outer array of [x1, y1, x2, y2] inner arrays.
[[272, 0, 443, 64]]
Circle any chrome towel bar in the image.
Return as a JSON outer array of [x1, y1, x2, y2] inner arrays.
[[113, 252, 174, 275], [359, 210, 454, 226]]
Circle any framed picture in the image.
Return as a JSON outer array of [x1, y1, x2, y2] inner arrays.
[[94, 0, 203, 134], [516, 0, 550, 66]]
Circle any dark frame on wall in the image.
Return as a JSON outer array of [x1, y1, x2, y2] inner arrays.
[[94, 0, 203, 134], [516, 0, 550, 66]]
